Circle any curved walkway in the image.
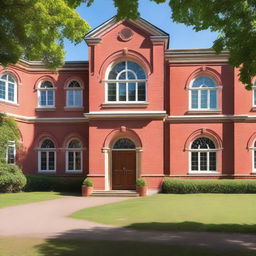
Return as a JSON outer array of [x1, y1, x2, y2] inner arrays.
[[0, 196, 256, 252]]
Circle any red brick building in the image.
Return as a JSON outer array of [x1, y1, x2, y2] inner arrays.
[[1, 17, 256, 191]]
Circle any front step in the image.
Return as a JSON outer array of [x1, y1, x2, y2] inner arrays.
[[91, 190, 139, 197]]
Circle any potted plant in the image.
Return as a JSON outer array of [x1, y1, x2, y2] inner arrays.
[[136, 178, 148, 197], [82, 178, 93, 196]]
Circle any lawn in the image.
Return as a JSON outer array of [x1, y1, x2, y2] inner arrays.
[[0, 237, 255, 256], [71, 194, 256, 233], [0, 192, 63, 208]]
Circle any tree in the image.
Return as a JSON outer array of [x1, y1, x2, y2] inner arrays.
[[86, 0, 256, 89], [0, 0, 90, 69]]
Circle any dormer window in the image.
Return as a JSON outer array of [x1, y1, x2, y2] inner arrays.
[[38, 81, 55, 107], [105, 61, 146, 103]]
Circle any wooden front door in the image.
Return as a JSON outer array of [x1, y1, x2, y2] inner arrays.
[[112, 150, 136, 190]]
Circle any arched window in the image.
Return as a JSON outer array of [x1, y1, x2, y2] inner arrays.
[[106, 61, 146, 103], [38, 139, 56, 173], [190, 137, 217, 172], [113, 138, 136, 149], [190, 76, 218, 110], [66, 80, 83, 107], [38, 81, 55, 107], [0, 73, 17, 103], [253, 141, 256, 172], [66, 139, 82, 173]]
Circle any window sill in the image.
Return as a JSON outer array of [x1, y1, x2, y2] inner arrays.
[[101, 102, 149, 108], [188, 171, 220, 175], [36, 107, 56, 112], [64, 107, 84, 111], [65, 170, 83, 174], [186, 110, 222, 115]]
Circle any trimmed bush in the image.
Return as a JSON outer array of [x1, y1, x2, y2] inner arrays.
[[24, 176, 84, 192], [83, 178, 93, 187], [136, 178, 147, 187], [0, 164, 27, 192], [162, 178, 256, 194]]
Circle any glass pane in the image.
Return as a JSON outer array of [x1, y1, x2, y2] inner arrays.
[[192, 76, 216, 88], [200, 90, 208, 109], [200, 152, 207, 171], [128, 83, 136, 101], [254, 90, 256, 106], [8, 75, 15, 83], [74, 90, 82, 106], [41, 139, 55, 148], [48, 152, 55, 170], [68, 152, 74, 170], [0, 80, 5, 99], [127, 62, 146, 79], [41, 81, 53, 88], [47, 90, 54, 106], [1, 74, 7, 80], [209, 152, 216, 171], [138, 82, 146, 101], [127, 71, 136, 80], [68, 81, 80, 88], [68, 140, 81, 148], [114, 62, 126, 73], [191, 152, 198, 171], [108, 83, 116, 101], [40, 91, 47, 106], [191, 138, 215, 149], [41, 152, 47, 170], [8, 82, 14, 101], [254, 151, 256, 169], [191, 90, 198, 109], [7, 146, 15, 164], [119, 83, 126, 101], [210, 90, 217, 109], [75, 152, 81, 170], [118, 71, 126, 80], [68, 90, 74, 106], [113, 138, 136, 149]]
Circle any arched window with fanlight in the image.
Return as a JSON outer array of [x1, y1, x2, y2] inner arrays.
[[65, 139, 83, 173], [189, 76, 219, 110], [38, 81, 55, 107], [113, 138, 136, 150], [106, 61, 146, 103], [66, 80, 83, 107], [0, 73, 17, 103], [38, 139, 56, 173], [190, 137, 217, 172]]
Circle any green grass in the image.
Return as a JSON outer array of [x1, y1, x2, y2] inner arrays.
[[71, 194, 256, 233], [0, 192, 63, 208], [0, 237, 255, 256]]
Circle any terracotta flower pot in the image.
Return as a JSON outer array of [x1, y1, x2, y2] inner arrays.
[[82, 185, 93, 197], [136, 186, 148, 197]]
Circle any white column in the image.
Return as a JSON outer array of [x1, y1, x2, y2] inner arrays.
[[102, 147, 110, 191], [136, 147, 143, 179]]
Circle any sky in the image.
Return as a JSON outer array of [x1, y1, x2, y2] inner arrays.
[[64, 0, 218, 61]]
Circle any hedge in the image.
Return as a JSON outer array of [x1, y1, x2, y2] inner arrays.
[[24, 176, 84, 192], [162, 178, 256, 194], [0, 164, 27, 192]]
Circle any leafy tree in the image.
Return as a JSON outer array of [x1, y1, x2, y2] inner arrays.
[[0, 0, 90, 69], [86, 0, 256, 89]]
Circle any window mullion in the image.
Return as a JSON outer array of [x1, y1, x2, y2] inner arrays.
[[126, 82, 128, 102], [198, 152, 200, 171], [117, 82, 119, 101], [207, 151, 209, 171], [207, 90, 210, 109], [73, 152, 76, 170], [198, 90, 201, 109], [46, 151, 49, 171]]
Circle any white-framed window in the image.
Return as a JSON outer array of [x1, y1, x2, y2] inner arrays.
[[65, 139, 82, 173], [38, 139, 56, 173], [105, 61, 146, 103], [66, 80, 83, 107], [6, 141, 16, 164], [189, 76, 219, 110], [0, 73, 17, 104], [189, 137, 217, 173], [252, 141, 256, 173], [38, 81, 55, 107], [252, 82, 256, 107]]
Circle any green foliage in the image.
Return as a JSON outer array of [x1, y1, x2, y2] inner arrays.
[[162, 178, 256, 194], [136, 178, 147, 187], [24, 175, 84, 192], [0, 113, 20, 163], [0, 0, 90, 69], [0, 163, 27, 192], [83, 178, 93, 187]]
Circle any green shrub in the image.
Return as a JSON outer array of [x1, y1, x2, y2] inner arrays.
[[162, 178, 256, 194], [0, 164, 27, 192], [24, 176, 84, 192], [83, 178, 93, 187], [136, 178, 147, 187]]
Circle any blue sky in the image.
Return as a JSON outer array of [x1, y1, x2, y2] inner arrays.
[[64, 0, 218, 61]]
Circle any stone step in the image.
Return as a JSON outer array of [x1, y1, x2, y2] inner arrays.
[[91, 190, 139, 197]]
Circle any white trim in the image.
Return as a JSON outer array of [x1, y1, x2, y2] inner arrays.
[[38, 150, 56, 173], [0, 74, 18, 104]]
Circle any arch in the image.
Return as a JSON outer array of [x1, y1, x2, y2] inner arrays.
[[184, 129, 222, 151], [62, 133, 84, 148], [103, 128, 142, 149], [0, 69, 22, 84], [34, 76, 57, 90], [35, 132, 58, 149], [64, 77, 85, 89], [99, 49, 152, 81], [247, 132, 256, 150]]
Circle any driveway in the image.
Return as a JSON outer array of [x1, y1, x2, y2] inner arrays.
[[0, 195, 256, 252]]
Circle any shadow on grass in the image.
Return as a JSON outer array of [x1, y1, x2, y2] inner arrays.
[[125, 221, 256, 234]]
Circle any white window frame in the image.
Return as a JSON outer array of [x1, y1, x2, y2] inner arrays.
[[252, 85, 256, 107], [6, 141, 16, 164], [37, 81, 56, 108], [104, 61, 147, 104], [188, 76, 221, 111], [65, 81, 83, 108], [65, 139, 83, 173], [38, 140, 56, 173], [0, 73, 18, 104], [252, 141, 256, 173]]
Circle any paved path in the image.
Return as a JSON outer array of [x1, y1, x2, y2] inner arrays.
[[0, 196, 256, 252]]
